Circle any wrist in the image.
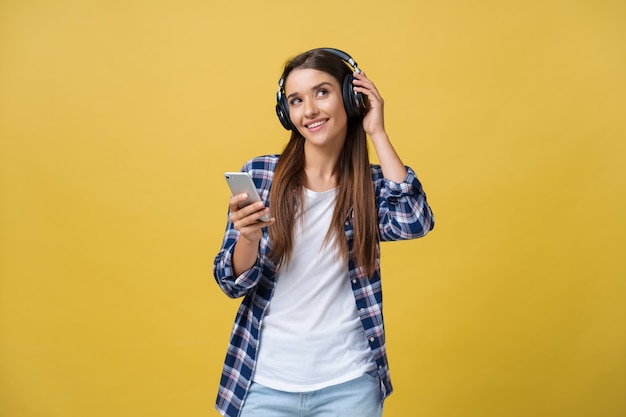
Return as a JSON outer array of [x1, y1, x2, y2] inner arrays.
[[368, 130, 389, 143], [238, 234, 261, 245]]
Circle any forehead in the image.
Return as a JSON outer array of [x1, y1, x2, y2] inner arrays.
[[284, 68, 340, 94]]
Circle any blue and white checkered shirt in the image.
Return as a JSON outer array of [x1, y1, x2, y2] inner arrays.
[[213, 155, 434, 417]]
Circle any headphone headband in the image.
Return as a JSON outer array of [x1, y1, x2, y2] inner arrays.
[[277, 48, 361, 88], [318, 48, 361, 74]]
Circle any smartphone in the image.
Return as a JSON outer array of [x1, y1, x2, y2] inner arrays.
[[224, 172, 270, 222]]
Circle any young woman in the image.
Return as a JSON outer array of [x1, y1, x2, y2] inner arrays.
[[213, 48, 434, 417]]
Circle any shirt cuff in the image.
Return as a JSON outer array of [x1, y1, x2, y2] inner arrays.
[[380, 167, 420, 200]]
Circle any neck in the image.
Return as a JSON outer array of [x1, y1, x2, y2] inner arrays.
[[303, 150, 339, 192]]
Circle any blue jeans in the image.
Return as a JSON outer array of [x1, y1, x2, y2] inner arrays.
[[240, 371, 383, 417]]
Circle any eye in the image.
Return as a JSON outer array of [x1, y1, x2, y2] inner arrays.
[[289, 97, 302, 106], [316, 88, 328, 97]]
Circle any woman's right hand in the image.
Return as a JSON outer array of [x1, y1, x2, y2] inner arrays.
[[229, 193, 273, 276], [229, 193, 273, 243]]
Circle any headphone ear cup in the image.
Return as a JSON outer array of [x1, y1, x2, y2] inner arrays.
[[342, 74, 358, 118], [276, 95, 293, 130], [342, 74, 366, 118]]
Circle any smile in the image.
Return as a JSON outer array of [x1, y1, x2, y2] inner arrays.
[[306, 119, 328, 129]]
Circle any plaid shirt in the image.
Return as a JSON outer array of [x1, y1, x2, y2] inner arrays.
[[213, 155, 434, 417]]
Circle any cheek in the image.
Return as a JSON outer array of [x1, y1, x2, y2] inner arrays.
[[333, 101, 348, 122], [323, 98, 347, 119], [288, 106, 301, 122]]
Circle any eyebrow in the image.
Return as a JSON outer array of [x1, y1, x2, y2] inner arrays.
[[286, 81, 333, 100]]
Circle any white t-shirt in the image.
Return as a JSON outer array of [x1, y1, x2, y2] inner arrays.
[[253, 187, 375, 392]]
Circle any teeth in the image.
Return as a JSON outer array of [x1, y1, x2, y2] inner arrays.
[[307, 120, 327, 129]]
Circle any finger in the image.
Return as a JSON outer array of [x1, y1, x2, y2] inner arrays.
[[237, 217, 274, 242], [354, 86, 383, 108], [249, 206, 271, 224], [352, 76, 382, 101], [229, 192, 249, 212], [240, 201, 266, 219], [232, 201, 268, 225], [352, 71, 376, 88], [234, 210, 272, 236]]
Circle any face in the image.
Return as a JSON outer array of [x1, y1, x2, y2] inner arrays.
[[284, 68, 348, 149]]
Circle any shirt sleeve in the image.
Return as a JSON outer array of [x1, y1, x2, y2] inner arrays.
[[374, 165, 435, 241], [212, 221, 269, 299], [212, 157, 275, 299]]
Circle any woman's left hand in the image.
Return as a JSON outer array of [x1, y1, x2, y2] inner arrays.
[[352, 71, 408, 183], [352, 71, 386, 138]]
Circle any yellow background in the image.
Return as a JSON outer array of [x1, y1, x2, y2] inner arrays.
[[1, 0, 624, 416]]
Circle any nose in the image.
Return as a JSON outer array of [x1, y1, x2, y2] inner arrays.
[[303, 98, 319, 118]]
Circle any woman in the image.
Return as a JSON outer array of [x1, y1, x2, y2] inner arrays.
[[213, 48, 434, 417]]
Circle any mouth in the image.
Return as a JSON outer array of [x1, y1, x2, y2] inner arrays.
[[305, 119, 328, 130]]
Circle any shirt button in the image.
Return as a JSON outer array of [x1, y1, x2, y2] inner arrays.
[[369, 337, 375, 343], [352, 279, 357, 284]]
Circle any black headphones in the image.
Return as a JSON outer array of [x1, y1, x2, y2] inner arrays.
[[275, 48, 368, 131]]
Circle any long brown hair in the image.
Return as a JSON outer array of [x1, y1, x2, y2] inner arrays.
[[269, 49, 378, 276]]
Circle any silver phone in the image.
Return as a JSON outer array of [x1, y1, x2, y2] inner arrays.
[[224, 172, 270, 222]]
